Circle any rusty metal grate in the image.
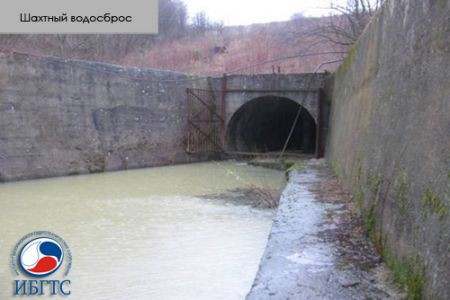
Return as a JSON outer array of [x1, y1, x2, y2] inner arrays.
[[186, 88, 225, 154]]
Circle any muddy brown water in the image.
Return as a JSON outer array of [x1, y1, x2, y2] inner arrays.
[[0, 161, 285, 299]]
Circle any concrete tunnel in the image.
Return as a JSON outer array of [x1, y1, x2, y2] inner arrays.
[[226, 96, 317, 154]]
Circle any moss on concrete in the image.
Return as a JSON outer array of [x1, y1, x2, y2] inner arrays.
[[328, 160, 342, 178], [351, 169, 426, 299], [325, 0, 450, 296], [280, 159, 307, 180], [353, 190, 364, 212], [421, 188, 448, 219], [367, 173, 383, 196], [381, 246, 425, 300], [332, 163, 426, 299], [356, 159, 363, 183], [84, 153, 106, 174], [369, 231, 425, 300], [364, 204, 377, 235], [337, 39, 361, 75], [397, 181, 410, 214], [283, 160, 306, 174], [395, 172, 410, 215]]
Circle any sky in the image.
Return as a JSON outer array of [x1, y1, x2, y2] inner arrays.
[[183, 0, 347, 26]]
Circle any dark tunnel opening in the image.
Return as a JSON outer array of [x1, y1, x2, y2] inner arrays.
[[226, 96, 317, 154]]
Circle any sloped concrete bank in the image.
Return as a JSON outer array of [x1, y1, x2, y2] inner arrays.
[[247, 160, 402, 299], [325, 0, 449, 298]]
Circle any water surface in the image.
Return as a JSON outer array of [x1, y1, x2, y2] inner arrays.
[[0, 161, 285, 299]]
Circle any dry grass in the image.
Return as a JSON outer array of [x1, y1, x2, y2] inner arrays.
[[244, 184, 280, 208], [0, 19, 344, 75], [120, 27, 342, 75]]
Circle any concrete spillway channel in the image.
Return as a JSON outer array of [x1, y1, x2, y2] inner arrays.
[[0, 157, 404, 299], [247, 159, 403, 300]]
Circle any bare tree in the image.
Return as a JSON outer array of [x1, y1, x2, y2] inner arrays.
[[190, 12, 224, 36], [311, 0, 384, 49], [159, 0, 188, 40]]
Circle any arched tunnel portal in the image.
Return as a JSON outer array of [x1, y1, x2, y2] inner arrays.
[[226, 96, 317, 154]]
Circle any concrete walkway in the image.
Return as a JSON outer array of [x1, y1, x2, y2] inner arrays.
[[247, 160, 403, 300]]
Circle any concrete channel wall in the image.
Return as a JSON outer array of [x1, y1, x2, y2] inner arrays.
[[326, 0, 449, 298], [0, 53, 327, 182], [0, 52, 210, 181]]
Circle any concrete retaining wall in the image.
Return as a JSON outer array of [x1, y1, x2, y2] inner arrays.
[[0, 52, 209, 181], [0, 53, 327, 182], [326, 0, 449, 298]]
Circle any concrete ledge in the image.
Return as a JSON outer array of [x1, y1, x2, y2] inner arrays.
[[247, 160, 402, 299]]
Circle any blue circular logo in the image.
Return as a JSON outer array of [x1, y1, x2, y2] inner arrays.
[[18, 237, 64, 277]]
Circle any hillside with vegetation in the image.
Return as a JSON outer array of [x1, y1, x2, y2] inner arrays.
[[0, 0, 381, 75]]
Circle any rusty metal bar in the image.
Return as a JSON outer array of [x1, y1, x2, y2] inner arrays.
[[188, 89, 224, 122], [315, 89, 324, 159], [188, 121, 212, 150], [189, 122, 225, 153], [186, 88, 191, 152], [317, 89, 326, 158], [220, 74, 227, 147], [186, 87, 225, 154]]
